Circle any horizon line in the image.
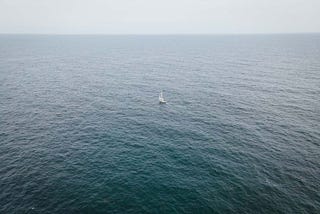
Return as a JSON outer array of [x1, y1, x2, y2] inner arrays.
[[0, 32, 319, 36]]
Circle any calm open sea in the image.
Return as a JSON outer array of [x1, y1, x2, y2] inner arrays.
[[0, 34, 320, 213]]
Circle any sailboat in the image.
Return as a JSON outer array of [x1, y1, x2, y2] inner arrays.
[[159, 91, 167, 104]]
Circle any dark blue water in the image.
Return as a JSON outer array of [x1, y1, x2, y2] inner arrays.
[[1, 34, 320, 213]]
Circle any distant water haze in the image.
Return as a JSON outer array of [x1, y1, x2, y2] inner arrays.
[[0, 0, 320, 34]]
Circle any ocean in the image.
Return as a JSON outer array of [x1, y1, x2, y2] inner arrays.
[[0, 34, 319, 213]]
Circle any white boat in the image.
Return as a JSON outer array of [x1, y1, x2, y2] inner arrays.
[[159, 91, 167, 104]]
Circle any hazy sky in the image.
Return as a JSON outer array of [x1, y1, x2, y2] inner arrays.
[[0, 0, 319, 34]]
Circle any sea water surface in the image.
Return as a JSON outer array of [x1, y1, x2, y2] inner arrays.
[[0, 34, 320, 213]]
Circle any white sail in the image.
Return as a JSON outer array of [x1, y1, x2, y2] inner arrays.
[[159, 91, 166, 104]]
